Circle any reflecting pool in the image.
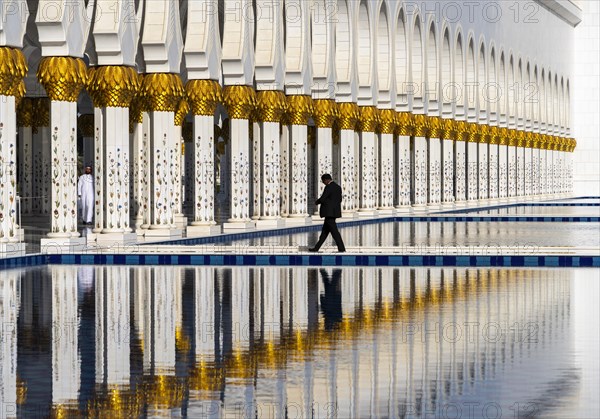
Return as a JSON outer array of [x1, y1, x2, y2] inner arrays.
[[215, 221, 600, 249], [1, 266, 598, 418]]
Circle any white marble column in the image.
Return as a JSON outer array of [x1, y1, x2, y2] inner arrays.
[[130, 100, 146, 230], [477, 128, 489, 200], [488, 129, 499, 200], [412, 115, 429, 209], [139, 73, 184, 238], [38, 57, 87, 252], [358, 106, 379, 216], [466, 139, 479, 203], [32, 98, 51, 216], [185, 81, 222, 235], [396, 133, 412, 211], [254, 90, 286, 228], [0, 271, 19, 411], [172, 99, 189, 229], [280, 123, 290, 218], [532, 142, 540, 196], [251, 120, 261, 220], [539, 142, 548, 195], [338, 103, 360, 217], [312, 100, 337, 216], [498, 130, 509, 200], [454, 133, 468, 204], [508, 137, 518, 198], [0, 100, 24, 250], [92, 107, 104, 234], [286, 95, 313, 224], [524, 136, 533, 197], [516, 139, 526, 198], [223, 86, 256, 230], [51, 266, 80, 405], [17, 98, 34, 216], [379, 109, 396, 214], [441, 133, 455, 207]]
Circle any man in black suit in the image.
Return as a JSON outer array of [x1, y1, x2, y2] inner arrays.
[[309, 174, 346, 253]]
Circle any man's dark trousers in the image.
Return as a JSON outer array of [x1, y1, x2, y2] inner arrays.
[[314, 217, 345, 251]]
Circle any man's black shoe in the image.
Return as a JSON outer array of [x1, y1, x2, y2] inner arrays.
[[308, 247, 319, 252]]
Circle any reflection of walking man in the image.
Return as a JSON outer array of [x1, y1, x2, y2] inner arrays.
[[78, 166, 94, 225], [309, 174, 346, 253]]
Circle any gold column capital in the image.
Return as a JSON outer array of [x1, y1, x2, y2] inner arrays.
[[570, 138, 577, 152], [428, 116, 444, 139], [186, 79, 222, 116], [139, 73, 184, 113], [479, 124, 490, 144], [255, 90, 287, 123], [516, 130, 526, 147], [286, 95, 313, 125], [78, 114, 95, 137], [413, 114, 430, 137], [313, 99, 338, 128], [31, 97, 50, 130], [378, 109, 397, 134], [467, 122, 480, 143], [87, 65, 140, 108], [442, 118, 457, 141], [358, 106, 379, 133], [17, 97, 34, 128], [0, 47, 28, 98], [488, 126, 499, 144], [337, 102, 359, 130], [174, 98, 190, 127], [396, 112, 414, 136], [455, 120, 469, 142], [223, 85, 256, 120], [37, 56, 87, 102]]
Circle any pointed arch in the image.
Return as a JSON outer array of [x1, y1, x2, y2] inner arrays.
[[357, 0, 372, 86], [466, 35, 476, 118], [411, 14, 424, 109], [441, 27, 452, 114], [426, 20, 438, 108], [553, 74, 559, 130], [533, 65, 539, 125], [478, 40, 487, 117], [395, 7, 408, 105], [566, 79, 570, 131], [525, 61, 532, 124], [508, 55, 515, 123], [489, 46, 497, 117], [377, 2, 391, 91], [516, 58, 523, 123], [499, 51, 506, 120], [455, 30, 465, 115], [335, 0, 352, 83], [539, 68, 546, 126], [560, 76, 565, 130], [547, 71, 554, 127], [312, 0, 329, 79]]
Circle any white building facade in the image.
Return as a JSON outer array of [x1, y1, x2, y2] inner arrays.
[[0, 0, 583, 253]]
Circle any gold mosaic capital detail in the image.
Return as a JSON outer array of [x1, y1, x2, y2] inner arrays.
[[37, 56, 88, 102], [313, 99, 338, 128], [454, 120, 469, 142], [442, 118, 457, 141], [223, 85, 256, 120], [0, 47, 28, 97], [186, 79, 222, 116], [31, 97, 50, 129], [338, 102, 359, 130], [428, 116, 444, 139], [413, 114, 430, 137], [479, 124, 490, 144], [87, 66, 140, 108], [17, 98, 34, 128], [78, 114, 95, 137], [174, 98, 190, 126], [467, 123, 480, 143], [396, 112, 414, 136], [256, 90, 287, 123], [378, 109, 397, 134], [140, 73, 184, 113], [358, 106, 379, 133], [286, 95, 313, 125]]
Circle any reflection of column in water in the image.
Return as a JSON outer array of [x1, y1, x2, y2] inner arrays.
[[0, 270, 20, 411], [362, 223, 377, 248], [133, 267, 151, 374], [285, 268, 307, 416], [195, 267, 215, 361], [94, 266, 130, 386], [427, 221, 442, 247], [231, 267, 250, 351], [52, 266, 80, 404], [153, 267, 176, 374], [379, 221, 394, 247]]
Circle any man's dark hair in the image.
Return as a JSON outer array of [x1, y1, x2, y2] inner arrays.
[[321, 174, 332, 181]]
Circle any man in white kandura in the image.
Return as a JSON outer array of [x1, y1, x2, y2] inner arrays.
[[78, 165, 94, 225]]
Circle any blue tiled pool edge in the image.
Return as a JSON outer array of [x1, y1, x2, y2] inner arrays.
[[1, 253, 598, 270]]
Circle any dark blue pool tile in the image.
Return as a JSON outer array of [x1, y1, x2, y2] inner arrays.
[[456, 256, 469, 266]]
